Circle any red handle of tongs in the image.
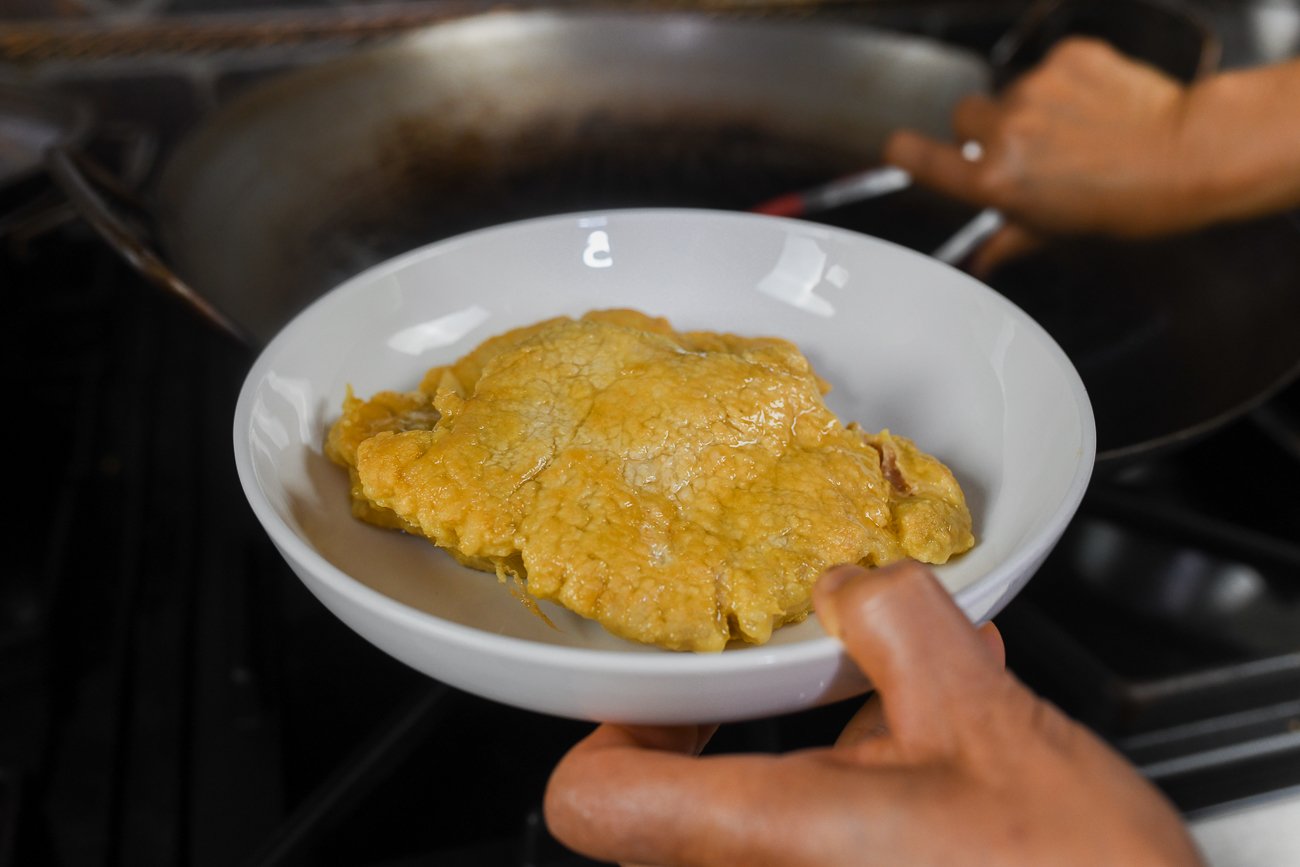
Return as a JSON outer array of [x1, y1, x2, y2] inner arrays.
[[751, 165, 912, 217]]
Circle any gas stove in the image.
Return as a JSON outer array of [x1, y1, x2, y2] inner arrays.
[[2, 2, 1299, 865]]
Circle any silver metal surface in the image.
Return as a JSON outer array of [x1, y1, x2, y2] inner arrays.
[[148, 10, 991, 342], [932, 206, 1004, 265], [1191, 785, 1300, 866]]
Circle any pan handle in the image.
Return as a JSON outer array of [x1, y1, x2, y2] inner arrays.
[[45, 145, 253, 346]]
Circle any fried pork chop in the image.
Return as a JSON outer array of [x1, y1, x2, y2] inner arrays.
[[326, 310, 974, 652]]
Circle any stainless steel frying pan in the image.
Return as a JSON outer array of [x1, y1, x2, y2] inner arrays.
[[47, 5, 1300, 466], [49, 10, 990, 345]]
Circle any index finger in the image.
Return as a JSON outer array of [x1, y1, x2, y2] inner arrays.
[[883, 129, 987, 208], [545, 727, 787, 866], [544, 726, 939, 867]]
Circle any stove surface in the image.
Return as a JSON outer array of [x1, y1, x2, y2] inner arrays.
[[5, 205, 1297, 867]]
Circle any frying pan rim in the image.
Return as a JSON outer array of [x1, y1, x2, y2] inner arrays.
[[1095, 356, 1300, 464]]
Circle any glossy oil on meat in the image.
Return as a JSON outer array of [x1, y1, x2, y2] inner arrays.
[[327, 310, 973, 652]]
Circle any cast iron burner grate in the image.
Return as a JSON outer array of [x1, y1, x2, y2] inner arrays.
[[998, 392, 1300, 814]]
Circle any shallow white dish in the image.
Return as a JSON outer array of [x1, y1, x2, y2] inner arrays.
[[234, 208, 1094, 724]]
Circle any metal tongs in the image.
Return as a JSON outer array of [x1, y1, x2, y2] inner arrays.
[[751, 158, 1005, 268]]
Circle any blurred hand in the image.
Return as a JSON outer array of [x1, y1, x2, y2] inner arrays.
[[545, 561, 1205, 867], [887, 38, 1196, 275], [887, 38, 1300, 275]]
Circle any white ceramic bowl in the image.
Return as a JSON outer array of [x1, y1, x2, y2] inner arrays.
[[234, 209, 1094, 724]]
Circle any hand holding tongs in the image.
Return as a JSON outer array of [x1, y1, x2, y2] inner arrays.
[[749, 0, 1131, 269], [749, 0, 1219, 269]]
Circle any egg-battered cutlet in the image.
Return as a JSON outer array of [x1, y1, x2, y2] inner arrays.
[[326, 309, 974, 652]]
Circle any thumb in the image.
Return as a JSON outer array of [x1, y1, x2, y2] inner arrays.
[[968, 223, 1045, 278], [813, 562, 1007, 758]]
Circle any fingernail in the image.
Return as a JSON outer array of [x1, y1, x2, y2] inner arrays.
[[815, 565, 864, 638], [818, 564, 860, 596]]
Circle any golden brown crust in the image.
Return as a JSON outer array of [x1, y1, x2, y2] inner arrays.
[[327, 310, 974, 652]]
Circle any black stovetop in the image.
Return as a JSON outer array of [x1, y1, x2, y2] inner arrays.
[[6, 206, 1300, 867], [6, 169, 1300, 867]]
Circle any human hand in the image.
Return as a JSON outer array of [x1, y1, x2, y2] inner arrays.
[[544, 561, 1205, 867], [887, 38, 1204, 275]]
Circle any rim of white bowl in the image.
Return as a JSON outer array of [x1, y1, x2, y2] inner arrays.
[[232, 207, 1096, 676]]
